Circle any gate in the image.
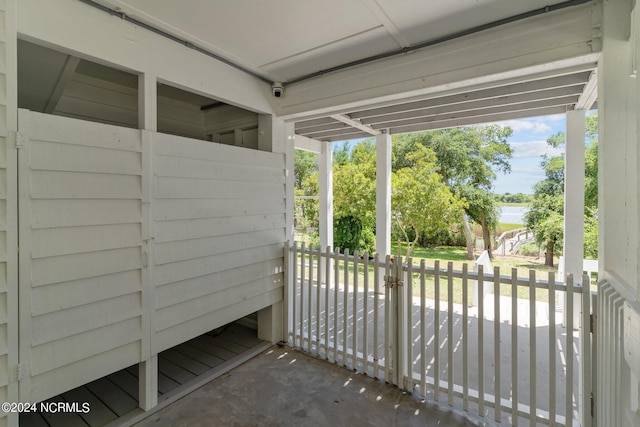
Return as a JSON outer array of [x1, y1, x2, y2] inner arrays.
[[287, 242, 596, 426]]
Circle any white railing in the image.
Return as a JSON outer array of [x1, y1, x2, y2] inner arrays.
[[285, 242, 596, 427]]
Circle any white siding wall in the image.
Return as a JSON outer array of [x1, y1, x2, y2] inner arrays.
[[18, 111, 144, 404], [152, 133, 285, 352], [54, 73, 208, 141], [0, 2, 17, 426]]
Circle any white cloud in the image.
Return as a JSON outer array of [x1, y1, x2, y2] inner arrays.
[[546, 113, 566, 122], [500, 119, 551, 134], [510, 140, 563, 159]]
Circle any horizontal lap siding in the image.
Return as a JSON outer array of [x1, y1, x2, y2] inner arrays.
[[56, 74, 208, 140], [153, 133, 285, 352], [0, 3, 14, 426], [21, 112, 144, 403]]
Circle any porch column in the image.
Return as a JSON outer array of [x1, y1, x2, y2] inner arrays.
[[376, 131, 392, 256], [564, 109, 586, 330], [597, 1, 640, 425], [318, 141, 333, 250], [257, 115, 290, 343], [138, 73, 158, 411]]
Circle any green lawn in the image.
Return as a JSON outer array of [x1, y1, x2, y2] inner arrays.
[[496, 223, 525, 233], [390, 242, 468, 260], [297, 242, 559, 305]]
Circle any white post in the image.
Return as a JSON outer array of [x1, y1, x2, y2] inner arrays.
[[565, 109, 587, 425], [258, 115, 291, 344], [138, 72, 158, 411], [376, 131, 392, 257], [564, 109, 586, 330], [319, 141, 333, 251]]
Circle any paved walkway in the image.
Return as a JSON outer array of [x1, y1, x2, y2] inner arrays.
[[293, 283, 581, 426], [134, 346, 483, 427]]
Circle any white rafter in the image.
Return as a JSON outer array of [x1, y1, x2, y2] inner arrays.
[[360, 0, 410, 48], [330, 113, 381, 136], [575, 70, 598, 110]]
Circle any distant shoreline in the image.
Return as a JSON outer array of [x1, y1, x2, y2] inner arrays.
[[498, 202, 530, 207]]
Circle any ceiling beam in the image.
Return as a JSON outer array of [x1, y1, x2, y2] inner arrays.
[[324, 131, 373, 142], [369, 95, 579, 130], [388, 106, 568, 135], [360, 0, 410, 48], [349, 72, 590, 120], [330, 114, 380, 135], [295, 116, 338, 131], [294, 134, 324, 153], [361, 86, 583, 126], [301, 126, 377, 140], [278, 2, 599, 121], [575, 70, 597, 110], [297, 121, 352, 136]]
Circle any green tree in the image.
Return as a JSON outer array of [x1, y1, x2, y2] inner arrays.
[[332, 140, 377, 254], [294, 150, 319, 231], [294, 149, 318, 188], [525, 112, 598, 265], [391, 146, 465, 257], [393, 125, 513, 259]]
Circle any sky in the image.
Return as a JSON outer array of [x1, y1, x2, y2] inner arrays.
[[334, 111, 598, 195], [487, 114, 567, 194]]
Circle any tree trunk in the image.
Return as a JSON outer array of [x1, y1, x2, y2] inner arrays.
[[545, 240, 555, 266], [480, 213, 493, 259], [462, 214, 474, 260]]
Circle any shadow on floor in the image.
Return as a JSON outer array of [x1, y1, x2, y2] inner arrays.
[[134, 346, 483, 427]]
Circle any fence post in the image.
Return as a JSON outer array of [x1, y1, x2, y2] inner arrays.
[[390, 256, 408, 389], [580, 275, 593, 427]]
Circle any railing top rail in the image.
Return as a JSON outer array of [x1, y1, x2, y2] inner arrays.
[[495, 227, 527, 243], [288, 242, 589, 294]]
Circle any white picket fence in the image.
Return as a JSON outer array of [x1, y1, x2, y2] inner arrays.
[[285, 242, 596, 427]]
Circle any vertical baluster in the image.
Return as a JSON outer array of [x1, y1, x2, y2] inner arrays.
[[420, 260, 427, 397], [511, 268, 518, 425], [325, 246, 331, 358], [566, 274, 574, 426], [581, 275, 592, 427], [363, 253, 370, 376], [529, 269, 537, 427], [316, 245, 321, 356], [343, 248, 350, 367], [333, 247, 340, 363], [434, 260, 440, 401], [448, 261, 454, 406], [395, 255, 404, 387], [308, 244, 314, 353], [353, 250, 360, 369], [494, 266, 501, 421], [292, 242, 298, 348], [478, 264, 485, 417], [300, 242, 306, 350], [373, 253, 380, 378], [549, 271, 556, 426], [407, 257, 413, 391], [384, 255, 391, 382], [462, 263, 469, 411]]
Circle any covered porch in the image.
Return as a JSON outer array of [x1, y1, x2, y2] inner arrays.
[[0, 1, 638, 427]]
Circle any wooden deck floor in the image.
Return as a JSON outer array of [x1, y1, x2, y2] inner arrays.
[[20, 324, 269, 427]]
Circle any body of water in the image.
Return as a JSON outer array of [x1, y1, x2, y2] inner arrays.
[[499, 206, 529, 224]]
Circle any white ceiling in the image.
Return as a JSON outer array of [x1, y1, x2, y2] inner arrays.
[[91, 0, 571, 83]]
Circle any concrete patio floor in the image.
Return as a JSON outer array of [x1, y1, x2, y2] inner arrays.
[[133, 345, 483, 427]]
